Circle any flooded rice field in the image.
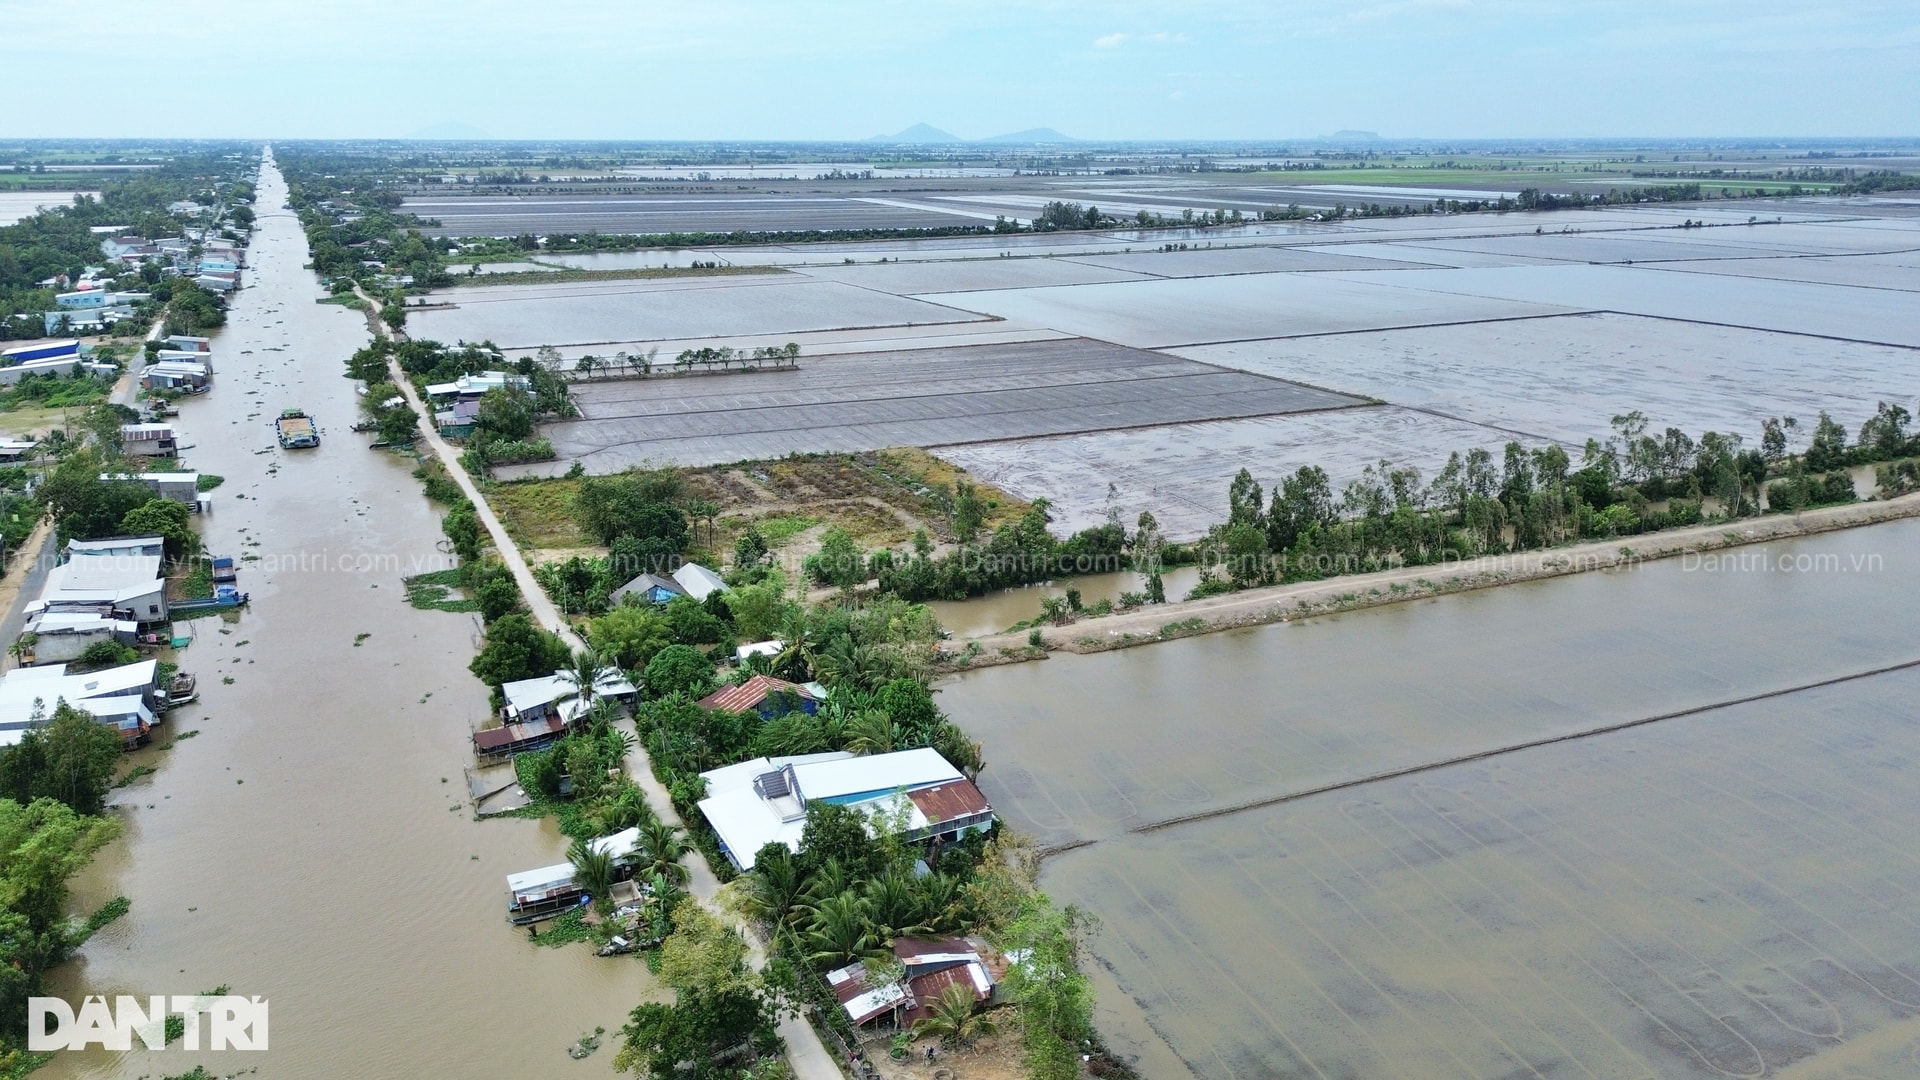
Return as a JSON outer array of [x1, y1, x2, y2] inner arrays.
[[0, 190, 92, 225], [403, 192, 987, 236], [935, 406, 1541, 538], [941, 519, 1920, 1079], [46, 156, 650, 1080], [793, 256, 1156, 294], [1177, 312, 1920, 448], [920, 273, 1581, 349], [409, 274, 987, 349], [502, 339, 1360, 477], [1333, 263, 1920, 348]]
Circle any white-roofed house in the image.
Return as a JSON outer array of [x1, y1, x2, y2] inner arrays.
[[474, 668, 638, 759], [670, 562, 728, 602], [20, 611, 137, 665], [696, 747, 995, 871], [0, 660, 162, 748], [34, 552, 168, 624]]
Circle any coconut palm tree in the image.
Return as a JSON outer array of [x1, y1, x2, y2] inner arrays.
[[739, 846, 806, 932], [799, 857, 853, 908], [802, 892, 882, 966], [912, 983, 996, 1050], [568, 838, 617, 913], [590, 783, 657, 834], [556, 646, 618, 712], [863, 871, 934, 942], [841, 709, 899, 756], [637, 818, 692, 884]]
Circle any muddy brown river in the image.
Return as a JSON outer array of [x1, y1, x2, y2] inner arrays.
[[943, 520, 1920, 1079], [44, 155, 656, 1080]]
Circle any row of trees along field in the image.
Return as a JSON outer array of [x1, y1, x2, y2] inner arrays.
[[1186, 403, 1917, 593]]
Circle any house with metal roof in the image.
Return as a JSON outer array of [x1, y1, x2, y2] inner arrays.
[[32, 553, 168, 624], [474, 667, 638, 759], [20, 611, 137, 665], [827, 935, 1000, 1028], [102, 471, 200, 507], [671, 562, 729, 602], [505, 826, 644, 923], [610, 572, 684, 606], [697, 674, 817, 717], [64, 536, 166, 560], [0, 660, 162, 748], [118, 423, 179, 457], [696, 747, 995, 871]]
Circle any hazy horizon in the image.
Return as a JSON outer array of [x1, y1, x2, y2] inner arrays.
[[3, 0, 1915, 141]]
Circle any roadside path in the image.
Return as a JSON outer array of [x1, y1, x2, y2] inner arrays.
[[354, 288, 840, 1077], [353, 285, 581, 650]]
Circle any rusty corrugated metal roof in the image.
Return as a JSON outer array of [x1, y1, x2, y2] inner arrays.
[[697, 674, 813, 714], [906, 778, 991, 824]]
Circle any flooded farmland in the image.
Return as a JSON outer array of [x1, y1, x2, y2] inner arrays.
[[43, 155, 651, 1080], [941, 519, 1920, 1079]]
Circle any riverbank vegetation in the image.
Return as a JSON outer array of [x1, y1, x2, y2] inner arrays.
[[0, 703, 130, 1076]]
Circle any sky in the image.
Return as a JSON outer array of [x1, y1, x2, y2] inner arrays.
[[2, 0, 1916, 140]]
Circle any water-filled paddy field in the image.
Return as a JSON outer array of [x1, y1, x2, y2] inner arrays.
[[942, 519, 1920, 1079]]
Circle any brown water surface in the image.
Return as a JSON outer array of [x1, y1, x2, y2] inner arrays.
[[943, 521, 1920, 1078], [44, 153, 656, 1080]]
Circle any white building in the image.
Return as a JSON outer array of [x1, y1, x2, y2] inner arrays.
[[0, 660, 160, 748], [671, 562, 729, 602], [697, 747, 994, 871], [34, 552, 168, 623], [21, 611, 138, 665]]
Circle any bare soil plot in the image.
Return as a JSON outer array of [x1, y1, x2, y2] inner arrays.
[[500, 339, 1362, 477], [933, 406, 1531, 539], [1328, 263, 1920, 348], [1060, 245, 1438, 277], [920, 273, 1583, 350], [1175, 312, 1920, 447], [408, 274, 986, 349], [794, 257, 1153, 294]]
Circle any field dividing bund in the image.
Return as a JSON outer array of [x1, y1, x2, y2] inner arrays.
[[402, 192, 991, 236], [1050, 665, 1920, 1079], [502, 338, 1365, 475]]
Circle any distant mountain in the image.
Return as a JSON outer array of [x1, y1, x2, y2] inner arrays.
[[1324, 129, 1382, 141], [406, 120, 491, 140], [869, 123, 963, 144], [977, 127, 1077, 145]]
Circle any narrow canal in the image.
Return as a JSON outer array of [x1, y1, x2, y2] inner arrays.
[[46, 153, 655, 1080]]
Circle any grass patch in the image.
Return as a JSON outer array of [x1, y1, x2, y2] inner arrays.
[[404, 568, 480, 613], [112, 764, 157, 788], [196, 474, 225, 492], [173, 560, 215, 601], [77, 895, 131, 941], [751, 513, 820, 546], [531, 907, 592, 947], [1159, 617, 1207, 636], [485, 476, 589, 549]]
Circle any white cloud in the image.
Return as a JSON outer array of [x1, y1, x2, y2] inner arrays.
[[1094, 29, 1188, 47]]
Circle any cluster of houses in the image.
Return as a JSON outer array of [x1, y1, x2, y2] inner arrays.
[[140, 333, 216, 395], [100, 233, 246, 294], [0, 535, 207, 749], [0, 332, 214, 397], [0, 338, 119, 387]]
